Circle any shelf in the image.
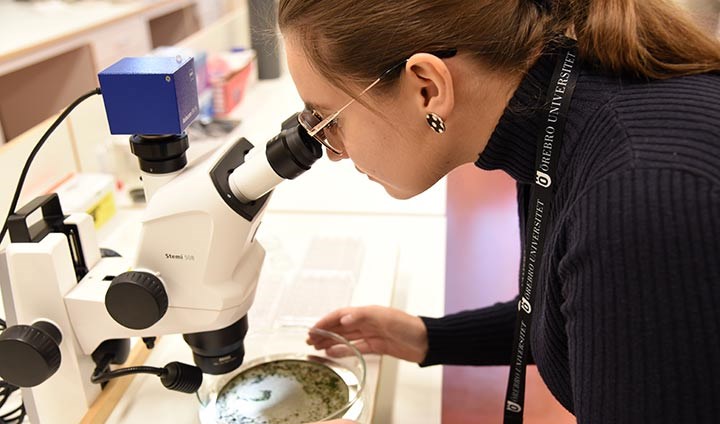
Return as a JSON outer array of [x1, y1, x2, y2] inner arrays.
[[0, 45, 96, 142], [148, 4, 201, 48], [0, 1, 241, 144]]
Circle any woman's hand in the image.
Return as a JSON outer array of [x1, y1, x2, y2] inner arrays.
[[308, 306, 428, 363]]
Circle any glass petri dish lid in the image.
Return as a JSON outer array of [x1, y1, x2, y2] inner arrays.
[[197, 326, 366, 424]]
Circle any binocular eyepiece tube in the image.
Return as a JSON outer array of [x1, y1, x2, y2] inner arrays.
[[184, 115, 322, 375], [229, 113, 323, 203]]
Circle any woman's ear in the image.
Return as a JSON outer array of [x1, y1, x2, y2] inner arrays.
[[403, 53, 455, 123]]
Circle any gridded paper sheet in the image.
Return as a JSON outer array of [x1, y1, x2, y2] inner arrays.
[[275, 272, 358, 327], [300, 237, 365, 276], [250, 236, 366, 328]]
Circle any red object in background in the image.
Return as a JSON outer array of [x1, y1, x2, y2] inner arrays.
[[444, 164, 576, 424], [207, 51, 256, 117], [211, 61, 254, 116]]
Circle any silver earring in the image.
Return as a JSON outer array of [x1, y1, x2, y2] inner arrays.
[[426, 113, 446, 134]]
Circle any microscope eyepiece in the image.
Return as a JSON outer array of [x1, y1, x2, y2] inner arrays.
[[228, 113, 322, 203], [265, 116, 322, 179]]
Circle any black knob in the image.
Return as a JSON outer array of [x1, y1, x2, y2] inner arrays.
[[0, 321, 62, 387], [105, 271, 168, 330]]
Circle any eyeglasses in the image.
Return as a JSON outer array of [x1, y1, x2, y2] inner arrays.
[[297, 48, 458, 155]]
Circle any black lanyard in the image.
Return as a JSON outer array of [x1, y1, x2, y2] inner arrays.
[[503, 43, 580, 424]]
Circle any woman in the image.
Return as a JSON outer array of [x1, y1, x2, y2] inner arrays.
[[278, 0, 720, 422]]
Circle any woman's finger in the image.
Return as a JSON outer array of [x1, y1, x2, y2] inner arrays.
[[326, 340, 375, 357], [315, 307, 374, 333], [308, 322, 358, 340], [308, 333, 361, 346], [313, 307, 357, 330], [307, 329, 351, 346], [307, 330, 365, 348]]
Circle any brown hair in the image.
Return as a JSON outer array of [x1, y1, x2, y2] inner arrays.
[[278, 0, 720, 91]]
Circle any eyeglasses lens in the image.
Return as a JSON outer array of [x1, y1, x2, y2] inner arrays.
[[298, 110, 340, 154]]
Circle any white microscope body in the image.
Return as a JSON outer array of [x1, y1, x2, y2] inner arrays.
[[0, 57, 322, 423], [65, 139, 268, 355]]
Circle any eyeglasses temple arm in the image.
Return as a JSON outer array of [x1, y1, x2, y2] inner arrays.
[[307, 75, 384, 137], [306, 49, 455, 137]]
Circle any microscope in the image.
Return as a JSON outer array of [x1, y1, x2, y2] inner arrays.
[[0, 56, 322, 423]]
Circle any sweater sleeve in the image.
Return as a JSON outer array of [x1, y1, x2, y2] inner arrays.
[[561, 168, 720, 424], [419, 298, 522, 366]]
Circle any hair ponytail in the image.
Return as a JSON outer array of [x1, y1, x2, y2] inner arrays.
[[555, 0, 720, 78], [278, 0, 720, 93]]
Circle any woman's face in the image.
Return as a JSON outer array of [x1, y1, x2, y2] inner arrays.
[[284, 36, 454, 200]]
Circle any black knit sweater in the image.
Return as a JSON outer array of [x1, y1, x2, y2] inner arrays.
[[420, 48, 720, 423]]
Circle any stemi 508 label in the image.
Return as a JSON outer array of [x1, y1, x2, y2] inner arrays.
[[165, 253, 195, 261]]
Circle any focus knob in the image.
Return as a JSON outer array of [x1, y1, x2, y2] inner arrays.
[[105, 271, 168, 330], [0, 321, 62, 387]]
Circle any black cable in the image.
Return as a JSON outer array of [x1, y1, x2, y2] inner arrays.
[[0, 87, 102, 245], [91, 353, 115, 390], [92, 354, 114, 377], [0, 382, 14, 410], [90, 365, 164, 385], [1, 403, 25, 424], [91, 362, 203, 394], [0, 381, 23, 424]]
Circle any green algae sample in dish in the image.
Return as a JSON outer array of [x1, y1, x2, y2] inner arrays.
[[215, 359, 350, 424]]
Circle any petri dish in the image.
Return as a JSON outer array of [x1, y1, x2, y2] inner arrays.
[[197, 326, 366, 424]]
